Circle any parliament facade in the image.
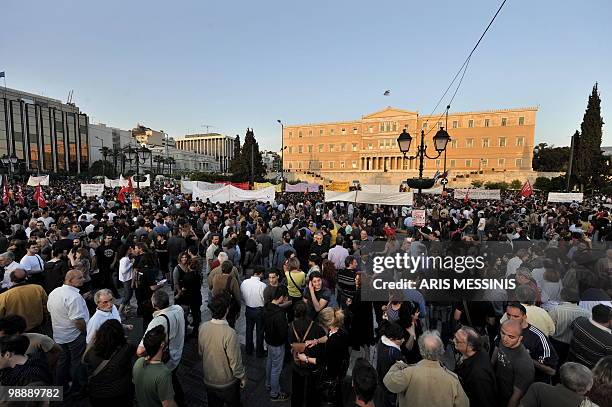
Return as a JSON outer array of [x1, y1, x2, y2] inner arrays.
[[283, 106, 537, 183]]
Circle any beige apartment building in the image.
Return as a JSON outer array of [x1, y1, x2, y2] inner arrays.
[[283, 106, 537, 184]]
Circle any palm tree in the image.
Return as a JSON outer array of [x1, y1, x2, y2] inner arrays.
[[165, 157, 176, 175], [99, 147, 111, 175], [153, 155, 164, 174], [111, 147, 122, 176]]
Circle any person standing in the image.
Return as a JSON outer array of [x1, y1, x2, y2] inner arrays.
[[47, 270, 89, 394], [492, 320, 535, 407], [94, 234, 119, 296], [453, 327, 498, 407], [0, 268, 48, 332], [569, 304, 612, 369], [327, 235, 349, 270], [241, 266, 266, 357], [377, 323, 406, 407], [263, 284, 290, 402], [133, 325, 177, 407], [199, 294, 246, 407], [86, 289, 132, 344], [19, 241, 45, 286]]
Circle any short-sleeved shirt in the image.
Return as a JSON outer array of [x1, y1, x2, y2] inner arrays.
[[24, 333, 56, 355], [285, 271, 306, 298], [494, 344, 534, 405], [132, 358, 174, 407], [302, 287, 331, 319], [47, 284, 89, 344]]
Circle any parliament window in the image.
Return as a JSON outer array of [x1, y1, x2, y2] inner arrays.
[[450, 159, 456, 168], [298, 145, 303, 153], [481, 159, 488, 167], [341, 143, 346, 152], [320, 129, 324, 135], [519, 116, 525, 126], [341, 128, 346, 135], [501, 118, 507, 126], [352, 143, 358, 151], [485, 119, 490, 127], [468, 119, 474, 128], [368, 126, 373, 134], [298, 131, 302, 138], [329, 161, 334, 169], [451, 140, 458, 149], [452, 120, 459, 129], [498, 158, 506, 166], [482, 138, 489, 148], [499, 137, 507, 147], [353, 128, 358, 134], [288, 146, 293, 153], [516, 137, 524, 147], [368, 143, 373, 150], [318, 144, 323, 153], [329, 144, 334, 152], [340, 161, 345, 169], [307, 145, 312, 153], [466, 138, 474, 148], [330, 129, 334, 135], [516, 158, 523, 168], [309, 130, 313, 136], [352, 161, 357, 169], [465, 159, 472, 168]]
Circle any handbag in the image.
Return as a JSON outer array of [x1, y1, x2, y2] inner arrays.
[[290, 321, 314, 367]]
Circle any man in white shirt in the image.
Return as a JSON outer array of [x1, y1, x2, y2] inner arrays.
[[506, 249, 529, 277], [19, 241, 45, 285], [240, 266, 266, 357], [328, 236, 349, 270], [86, 289, 132, 344], [47, 270, 89, 393], [0, 252, 20, 290]]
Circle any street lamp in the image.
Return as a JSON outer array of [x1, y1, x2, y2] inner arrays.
[[1, 154, 19, 177], [397, 126, 450, 194], [124, 145, 151, 190], [276, 119, 284, 186]]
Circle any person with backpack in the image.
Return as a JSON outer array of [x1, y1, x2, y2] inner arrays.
[[290, 301, 325, 407], [263, 284, 290, 402], [211, 261, 242, 328]]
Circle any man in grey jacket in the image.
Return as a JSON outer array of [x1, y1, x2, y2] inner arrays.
[[199, 293, 246, 407]]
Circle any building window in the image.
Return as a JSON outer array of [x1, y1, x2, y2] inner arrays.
[[519, 116, 525, 126], [452, 120, 459, 129], [516, 158, 523, 168], [392, 122, 397, 132], [341, 128, 346, 135], [318, 144, 324, 153], [437, 121, 443, 129], [498, 158, 505, 167], [298, 162, 302, 169], [341, 143, 346, 152], [298, 145, 303, 153], [451, 140, 458, 149], [298, 131, 302, 138], [516, 137, 524, 147], [368, 143, 373, 150], [466, 138, 474, 148], [288, 131, 293, 137], [353, 128, 358, 134], [450, 159, 456, 168], [422, 122, 428, 129], [307, 145, 313, 153], [482, 138, 489, 148], [368, 126, 373, 133], [340, 161, 345, 169], [329, 161, 334, 169], [468, 119, 474, 128], [330, 129, 334, 135], [498, 137, 507, 147], [289, 162, 293, 169], [485, 119, 490, 127], [319, 129, 324, 135], [465, 159, 472, 167], [352, 143, 358, 151], [309, 130, 313, 136], [385, 122, 391, 132], [352, 160, 357, 169], [288, 146, 293, 153], [329, 144, 334, 152], [501, 117, 507, 126], [481, 159, 488, 167]]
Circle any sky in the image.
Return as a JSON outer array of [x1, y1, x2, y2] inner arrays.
[[2, 0, 611, 151]]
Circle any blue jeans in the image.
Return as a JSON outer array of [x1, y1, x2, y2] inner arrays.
[[265, 344, 285, 397], [245, 306, 265, 355]]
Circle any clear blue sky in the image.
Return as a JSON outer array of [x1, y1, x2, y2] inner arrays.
[[2, 0, 611, 150]]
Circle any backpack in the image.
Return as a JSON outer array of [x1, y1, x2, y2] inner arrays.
[[290, 321, 314, 367]]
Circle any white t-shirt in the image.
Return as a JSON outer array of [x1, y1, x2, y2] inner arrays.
[[118, 256, 133, 283], [19, 254, 45, 275]]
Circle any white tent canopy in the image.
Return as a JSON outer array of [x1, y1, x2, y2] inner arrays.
[[192, 185, 275, 203]]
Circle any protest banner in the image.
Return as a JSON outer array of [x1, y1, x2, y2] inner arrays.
[[547, 192, 584, 203], [453, 189, 501, 200], [80, 184, 105, 197], [412, 209, 426, 227]]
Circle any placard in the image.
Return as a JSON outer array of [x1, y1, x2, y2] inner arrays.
[[80, 184, 105, 197], [412, 209, 426, 227], [453, 189, 501, 200], [547, 192, 584, 203]]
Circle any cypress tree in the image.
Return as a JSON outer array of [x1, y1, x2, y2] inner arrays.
[[229, 135, 242, 175], [574, 83, 604, 191]]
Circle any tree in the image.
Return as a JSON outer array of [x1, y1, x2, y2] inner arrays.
[[153, 155, 164, 174], [471, 180, 484, 188], [509, 179, 522, 190], [534, 176, 567, 192], [229, 135, 242, 175], [89, 160, 114, 177], [229, 129, 265, 182], [574, 83, 605, 191], [484, 181, 509, 190], [532, 144, 570, 171]]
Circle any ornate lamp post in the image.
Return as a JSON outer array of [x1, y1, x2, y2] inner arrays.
[[1, 154, 19, 177], [124, 145, 151, 189], [397, 126, 450, 194]]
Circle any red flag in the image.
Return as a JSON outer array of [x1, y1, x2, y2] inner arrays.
[[16, 185, 24, 205], [127, 177, 134, 193], [33, 185, 47, 208], [464, 189, 470, 203], [2, 177, 9, 205], [520, 180, 533, 198], [117, 186, 128, 203]]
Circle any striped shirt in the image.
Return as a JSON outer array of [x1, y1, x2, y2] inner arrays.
[[547, 302, 590, 344], [521, 324, 558, 382], [569, 316, 612, 369]]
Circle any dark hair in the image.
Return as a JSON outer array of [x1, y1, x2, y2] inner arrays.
[[117, 244, 131, 259], [267, 269, 279, 277], [143, 325, 166, 359], [294, 302, 308, 319], [0, 335, 30, 356], [507, 302, 527, 316], [271, 284, 288, 301], [352, 358, 378, 403], [208, 293, 230, 319], [152, 290, 170, 310], [221, 260, 233, 274], [382, 322, 405, 340], [344, 255, 356, 268], [26, 241, 38, 249], [309, 271, 322, 281], [92, 319, 126, 359], [253, 265, 264, 276], [592, 304, 612, 324], [0, 315, 27, 335]]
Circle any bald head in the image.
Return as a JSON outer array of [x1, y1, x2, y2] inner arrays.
[[64, 270, 85, 288], [500, 319, 523, 349], [9, 269, 27, 284]]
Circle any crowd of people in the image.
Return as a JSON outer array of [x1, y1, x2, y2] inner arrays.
[[0, 177, 610, 407]]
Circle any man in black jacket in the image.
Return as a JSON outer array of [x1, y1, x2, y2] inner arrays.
[[263, 284, 290, 402], [453, 327, 498, 407]]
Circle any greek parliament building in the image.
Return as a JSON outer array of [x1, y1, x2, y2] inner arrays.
[[0, 87, 89, 174], [283, 106, 537, 184], [175, 133, 236, 173]]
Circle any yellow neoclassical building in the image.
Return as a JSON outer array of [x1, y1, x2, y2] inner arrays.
[[283, 106, 537, 183]]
